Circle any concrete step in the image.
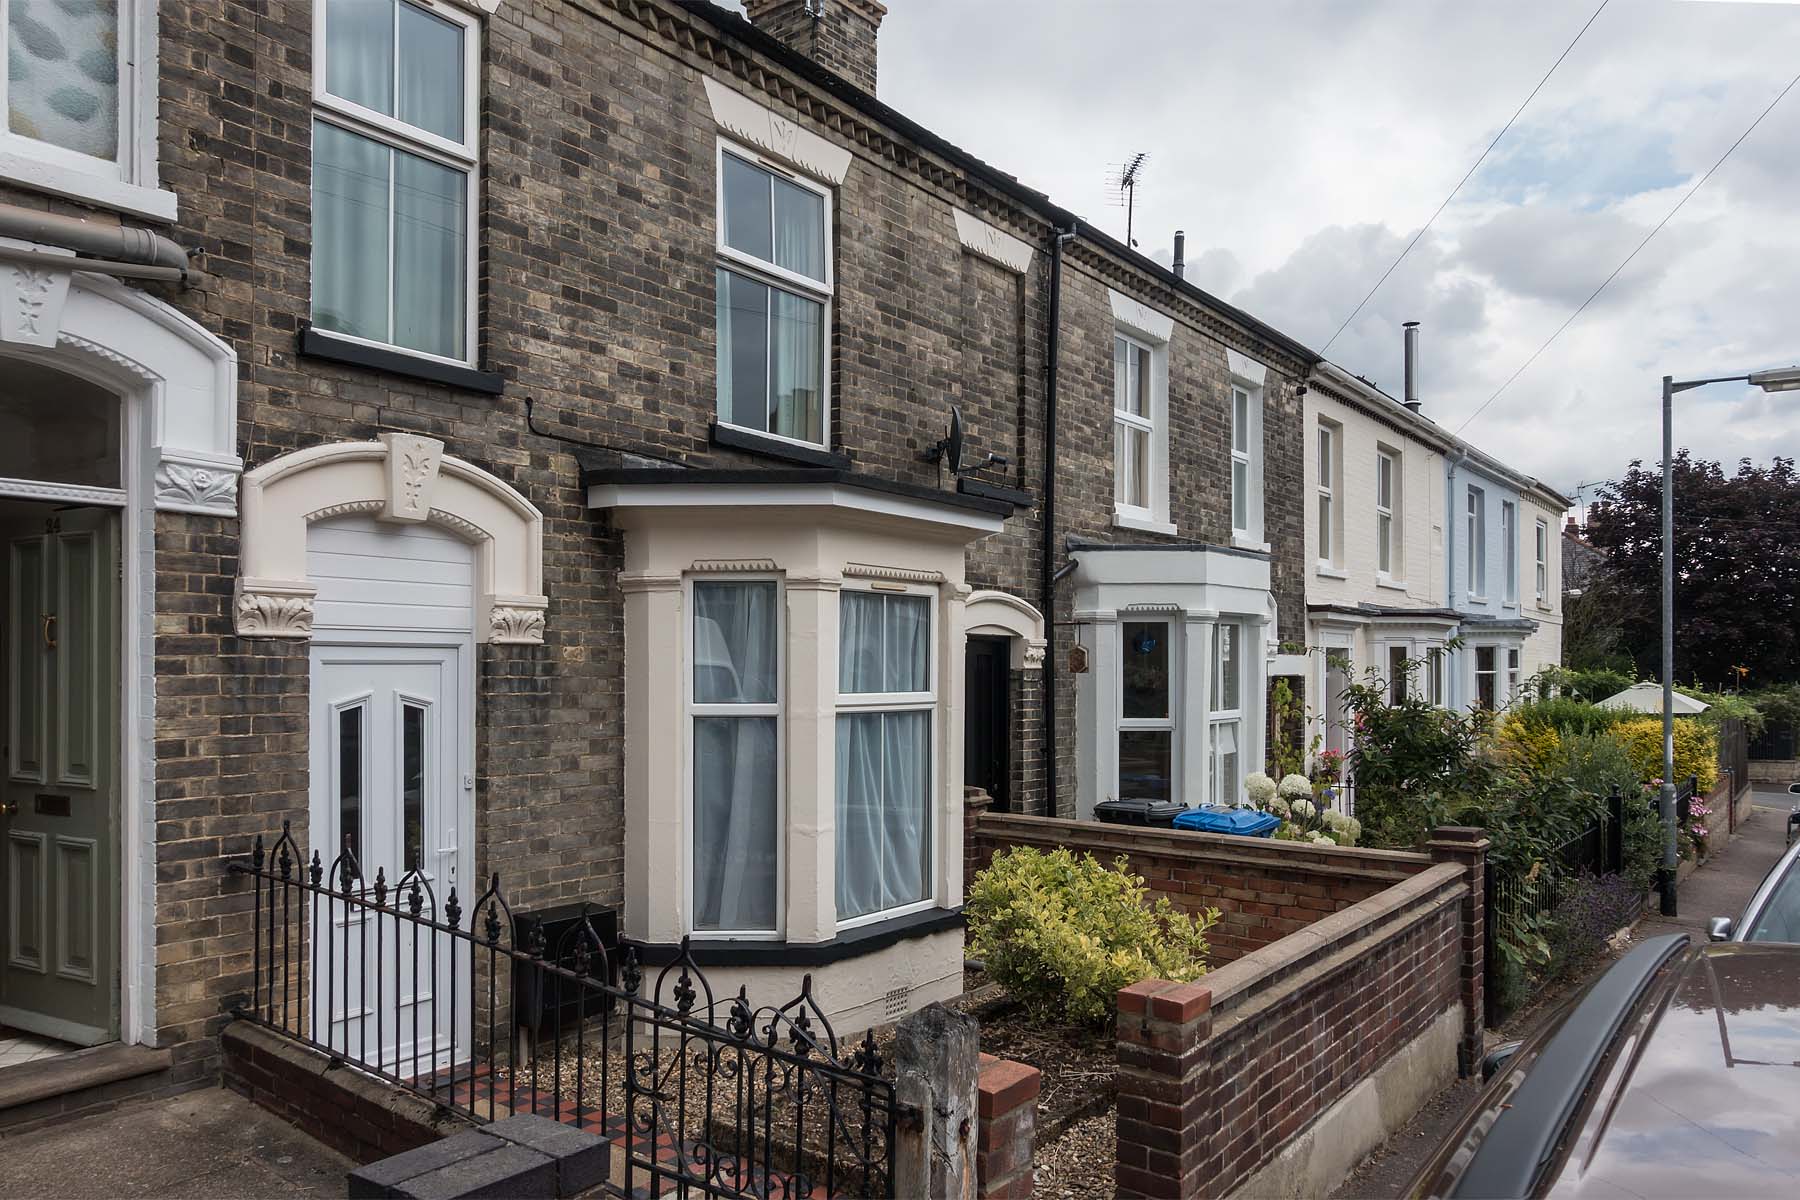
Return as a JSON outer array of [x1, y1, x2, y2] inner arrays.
[[0, 1043, 173, 1125]]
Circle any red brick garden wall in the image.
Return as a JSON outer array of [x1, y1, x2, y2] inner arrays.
[[1111, 830, 1487, 1200], [969, 811, 1436, 962]]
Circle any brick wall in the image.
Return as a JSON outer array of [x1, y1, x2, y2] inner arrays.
[[969, 811, 1435, 962], [1114, 858, 1476, 1199], [977, 1054, 1040, 1199], [222, 1022, 466, 1164]]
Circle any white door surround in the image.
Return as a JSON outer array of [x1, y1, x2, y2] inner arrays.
[[234, 436, 547, 643], [0, 271, 238, 1051]]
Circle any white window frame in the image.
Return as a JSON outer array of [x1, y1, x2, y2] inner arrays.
[[1535, 519, 1551, 606], [1208, 622, 1243, 806], [1376, 447, 1399, 581], [1506, 647, 1522, 704], [834, 582, 937, 931], [685, 574, 786, 941], [0, 0, 173, 219], [310, 0, 482, 368], [1466, 486, 1487, 601], [1474, 644, 1498, 711], [714, 138, 836, 452], [1231, 385, 1255, 539], [1113, 331, 1160, 524], [1316, 422, 1338, 568], [1426, 645, 1447, 708], [1385, 642, 1410, 705], [1116, 617, 1180, 802], [1501, 501, 1518, 606]]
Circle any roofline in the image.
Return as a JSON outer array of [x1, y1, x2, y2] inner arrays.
[[1309, 361, 1460, 454], [677, 1, 1321, 368]]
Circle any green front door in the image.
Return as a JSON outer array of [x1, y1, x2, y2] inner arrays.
[[1, 506, 120, 1046]]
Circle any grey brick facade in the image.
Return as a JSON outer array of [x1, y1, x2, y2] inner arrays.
[[0, 0, 1315, 1077]]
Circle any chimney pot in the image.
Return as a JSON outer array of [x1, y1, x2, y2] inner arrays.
[[743, 0, 887, 94], [1172, 230, 1186, 279], [1402, 321, 1422, 413]]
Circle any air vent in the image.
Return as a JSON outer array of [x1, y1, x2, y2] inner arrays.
[[883, 986, 909, 1022]]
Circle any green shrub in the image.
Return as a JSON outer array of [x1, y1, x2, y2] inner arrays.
[[1684, 689, 1766, 739], [1622, 796, 1664, 892], [1611, 717, 1718, 792], [1508, 696, 1623, 739], [1563, 732, 1640, 799], [966, 847, 1218, 1027]]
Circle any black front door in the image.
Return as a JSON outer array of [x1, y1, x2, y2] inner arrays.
[[964, 636, 1011, 812]]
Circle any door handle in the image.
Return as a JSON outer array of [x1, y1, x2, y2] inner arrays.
[[41, 613, 56, 650], [0, 799, 17, 818]]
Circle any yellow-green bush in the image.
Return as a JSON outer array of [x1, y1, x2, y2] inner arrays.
[[1496, 715, 1565, 774], [966, 847, 1218, 1027], [1611, 717, 1718, 793]]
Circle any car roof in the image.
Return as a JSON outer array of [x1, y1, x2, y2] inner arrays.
[[1543, 942, 1800, 1197]]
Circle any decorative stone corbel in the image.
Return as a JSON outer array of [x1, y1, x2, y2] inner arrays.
[[488, 596, 548, 645], [381, 432, 444, 522], [234, 580, 318, 638], [0, 239, 75, 347]]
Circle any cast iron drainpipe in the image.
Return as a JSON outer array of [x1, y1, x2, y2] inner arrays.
[[1042, 222, 1077, 817]]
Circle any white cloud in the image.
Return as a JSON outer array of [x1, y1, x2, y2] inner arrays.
[[869, 0, 1800, 494]]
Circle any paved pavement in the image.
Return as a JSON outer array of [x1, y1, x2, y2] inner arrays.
[[0, 1086, 350, 1199], [1637, 787, 1793, 941]]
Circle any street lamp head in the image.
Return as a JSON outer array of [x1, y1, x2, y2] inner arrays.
[[1749, 366, 1800, 393]]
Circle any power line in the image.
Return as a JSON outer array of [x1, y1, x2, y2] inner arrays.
[[1457, 65, 1800, 435], [1318, 0, 1611, 354]]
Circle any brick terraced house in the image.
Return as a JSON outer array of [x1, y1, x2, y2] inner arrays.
[[0, 0, 1323, 1123]]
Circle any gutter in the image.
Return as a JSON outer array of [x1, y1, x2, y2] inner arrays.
[[0, 203, 191, 284], [1042, 222, 1077, 818]]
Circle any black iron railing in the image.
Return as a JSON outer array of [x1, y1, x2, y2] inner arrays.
[[230, 825, 900, 1199]]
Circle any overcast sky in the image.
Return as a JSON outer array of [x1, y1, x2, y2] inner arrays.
[[842, 0, 1800, 504]]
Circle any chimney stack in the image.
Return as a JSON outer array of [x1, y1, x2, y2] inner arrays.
[[1172, 230, 1186, 279], [743, 0, 887, 95], [1402, 321, 1422, 413]]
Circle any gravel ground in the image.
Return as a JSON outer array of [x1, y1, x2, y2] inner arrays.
[[1033, 1107, 1117, 1200]]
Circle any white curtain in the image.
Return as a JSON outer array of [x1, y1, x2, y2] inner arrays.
[[772, 177, 824, 281], [393, 150, 466, 359], [312, 121, 391, 342], [836, 712, 930, 921], [325, 0, 393, 114], [692, 582, 778, 932], [396, 0, 463, 140], [770, 292, 822, 442], [837, 593, 932, 921]]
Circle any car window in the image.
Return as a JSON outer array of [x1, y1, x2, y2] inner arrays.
[[1746, 858, 1800, 943]]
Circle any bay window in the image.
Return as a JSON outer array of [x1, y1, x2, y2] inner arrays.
[[1427, 647, 1446, 707], [689, 579, 782, 935], [1114, 335, 1155, 515], [1507, 647, 1522, 701], [1209, 624, 1242, 805], [837, 589, 934, 925], [716, 145, 832, 447], [1475, 646, 1498, 711], [311, 0, 478, 363], [1118, 620, 1174, 801], [1387, 644, 1409, 704]]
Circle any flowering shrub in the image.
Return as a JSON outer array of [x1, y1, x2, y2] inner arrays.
[[1245, 772, 1277, 807], [1497, 716, 1565, 774], [1278, 774, 1314, 801], [1322, 810, 1362, 848], [966, 847, 1218, 1028], [1688, 796, 1713, 856]]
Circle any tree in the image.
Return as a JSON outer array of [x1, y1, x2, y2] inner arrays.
[[1587, 454, 1800, 687]]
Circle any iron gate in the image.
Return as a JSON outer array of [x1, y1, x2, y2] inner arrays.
[[229, 825, 900, 1198]]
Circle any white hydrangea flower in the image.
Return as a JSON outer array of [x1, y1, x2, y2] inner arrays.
[[1277, 773, 1313, 800], [1305, 831, 1336, 846], [1291, 797, 1317, 821], [1245, 772, 1277, 805], [1269, 796, 1291, 819]]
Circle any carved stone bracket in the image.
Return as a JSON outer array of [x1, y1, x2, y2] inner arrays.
[[0, 240, 75, 347], [234, 581, 317, 638], [154, 453, 242, 517]]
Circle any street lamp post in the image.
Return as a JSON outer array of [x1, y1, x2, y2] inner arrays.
[[1658, 366, 1800, 916]]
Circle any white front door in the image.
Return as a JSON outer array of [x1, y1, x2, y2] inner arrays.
[[309, 641, 471, 1076]]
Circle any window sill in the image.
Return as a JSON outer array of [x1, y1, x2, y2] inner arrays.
[[1375, 575, 1408, 592], [1466, 595, 1489, 606], [0, 151, 178, 223], [1114, 511, 1177, 536], [711, 422, 849, 468], [1314, 564, 1348, 580], [299, 327, 504, 394], [1232, 534, 1271, 553], [630, 906, 964, 967]]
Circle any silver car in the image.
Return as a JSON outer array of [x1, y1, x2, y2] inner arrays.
[[1708, 784, 1800, 943]]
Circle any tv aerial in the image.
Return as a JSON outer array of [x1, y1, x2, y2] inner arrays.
[[1112, 152, 1148, 247]]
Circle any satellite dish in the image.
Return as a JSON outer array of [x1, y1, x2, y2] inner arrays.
[[944, 406, 964, 475]]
